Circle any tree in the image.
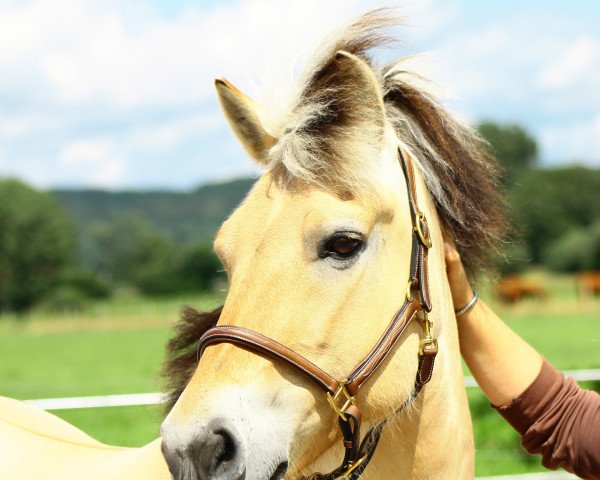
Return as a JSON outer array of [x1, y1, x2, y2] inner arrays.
[[508, 166, 600, 263], [494, 241, 532, 276], [85, 215, 225, 295], [177, 243, 224, 292], [0, 179, 75, 313], [477, 122, 538, 186], [86, 214, 171, 284], [543, 220, 600, 272], [134, 242, 224, 295]]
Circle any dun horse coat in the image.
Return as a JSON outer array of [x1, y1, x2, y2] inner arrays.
[[0, 11, 506, 480]]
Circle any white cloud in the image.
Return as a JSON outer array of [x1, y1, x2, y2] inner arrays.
[[128, 112, 223, 151], [461, 27, 511, 58], [88, 158, 124, 188], [539, 115, 600, 166], [0, 117, 35, 139], [0, 0, 398, 108], [594, 114, 600, 137], [1, 1, 599, 189], [60, 140, 113, 167], [537, 37, 598, 90], [58, 139, 125, 187]]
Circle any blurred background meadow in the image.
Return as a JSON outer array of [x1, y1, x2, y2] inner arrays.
[[1, 0, 599, 477]]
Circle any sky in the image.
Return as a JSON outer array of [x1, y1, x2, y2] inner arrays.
[[0, 0, 599, 190]]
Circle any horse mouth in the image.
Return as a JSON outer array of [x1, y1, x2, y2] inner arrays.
[[269, 462, 288, 480]]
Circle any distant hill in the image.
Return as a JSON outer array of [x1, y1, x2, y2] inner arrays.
[[52, 177, 256, 244]]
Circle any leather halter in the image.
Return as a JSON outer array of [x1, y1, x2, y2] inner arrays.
[[197, 149, 438, 479]]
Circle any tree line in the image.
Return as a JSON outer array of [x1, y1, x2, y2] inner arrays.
[[0, 184, 228, 314], [479, 122, 600, 275], [1, 121, 599, 314]]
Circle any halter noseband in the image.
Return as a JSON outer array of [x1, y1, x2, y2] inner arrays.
[[197, 149, 438, 479]]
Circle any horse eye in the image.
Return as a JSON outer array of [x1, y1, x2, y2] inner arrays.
[[324, 233, 363, 258]]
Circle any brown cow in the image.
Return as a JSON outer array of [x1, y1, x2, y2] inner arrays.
[[495, 275, 547, 304], [577, 271, 600, 298]]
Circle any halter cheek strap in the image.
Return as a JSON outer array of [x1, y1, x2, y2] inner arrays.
[[197, 149, 438, 480]]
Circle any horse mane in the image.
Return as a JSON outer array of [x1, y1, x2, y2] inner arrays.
[[382, 75, 507, 275], [261, 9, 507, 275], [162, 306, 222, 412]]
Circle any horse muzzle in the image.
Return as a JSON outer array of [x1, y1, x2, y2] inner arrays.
[[161, 416, 244, 480], [161, 408, 289, 480]]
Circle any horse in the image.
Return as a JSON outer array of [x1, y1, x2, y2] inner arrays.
[[495, 275, 547, 304], [0, 395, 169, 479], [161, 12, 506, 480], [577, 271, 600, 298], [0, 11, 506, 480]]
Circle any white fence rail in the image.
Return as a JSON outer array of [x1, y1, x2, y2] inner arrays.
[[25, 392, 165, 410], [477, 473, 577, 479], [21, 377, 594, 480], [24, 369, 600, 411]]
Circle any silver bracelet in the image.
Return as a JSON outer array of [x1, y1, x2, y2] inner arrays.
[[455, 292, 478, 317]]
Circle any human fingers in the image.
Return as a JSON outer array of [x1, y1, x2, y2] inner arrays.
[[443, 240, 475, 310]]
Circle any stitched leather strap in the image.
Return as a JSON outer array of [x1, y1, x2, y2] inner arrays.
[[345, 298, 420, 396], [400, 150, 432, 312], [198, 325, 341, 394]]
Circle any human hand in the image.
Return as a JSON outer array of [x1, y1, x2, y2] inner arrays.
[[443, 239, 476, 312]]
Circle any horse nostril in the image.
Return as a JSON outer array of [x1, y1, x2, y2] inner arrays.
[[194, 422, 244, 479], [212, 428, 237, 472], [161, 418, 245, 480]]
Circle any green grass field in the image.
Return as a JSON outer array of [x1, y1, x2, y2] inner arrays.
[[1, 272, 598, 477]]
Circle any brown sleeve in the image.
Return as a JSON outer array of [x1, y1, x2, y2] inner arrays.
[[493, 359, 600, 479]]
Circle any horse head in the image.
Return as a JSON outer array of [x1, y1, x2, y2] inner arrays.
[[160, 12, 505, 480]]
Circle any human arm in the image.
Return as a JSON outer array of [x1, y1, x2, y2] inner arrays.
[[444, 240, 600, 479], [443, 241, 542, 406]]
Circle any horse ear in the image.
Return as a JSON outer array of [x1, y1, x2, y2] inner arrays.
[[215, 78, 276, 164], [331, 50, 386, 128], [303, 50, 386, 139]]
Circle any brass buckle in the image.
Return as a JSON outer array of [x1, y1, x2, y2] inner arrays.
[[327, 381, 355, 422], [417, 311, 438, 356], [341, 454, 368, 478], [414, 211, 432, 248], [419, 337, 439, 356]]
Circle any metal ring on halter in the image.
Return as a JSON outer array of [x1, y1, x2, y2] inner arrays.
[[414, 211, 432, 248], [454, 292, 478, 317]]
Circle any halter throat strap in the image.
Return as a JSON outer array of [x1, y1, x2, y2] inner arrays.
[[197, 149, 438, 479]]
